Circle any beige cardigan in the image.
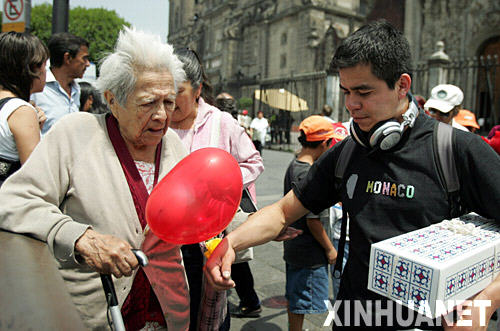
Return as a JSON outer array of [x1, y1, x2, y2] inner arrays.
[[0, 112, 190, 330]]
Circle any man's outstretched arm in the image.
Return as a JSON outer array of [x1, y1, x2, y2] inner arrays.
[[204, 190, 308, 290]]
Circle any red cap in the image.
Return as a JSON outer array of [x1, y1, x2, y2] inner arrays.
[[242, 109, 248, 115], [331, 122, 349, 146]]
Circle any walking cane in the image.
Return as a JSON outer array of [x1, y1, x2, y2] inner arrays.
[[100, 249, 149, 331]]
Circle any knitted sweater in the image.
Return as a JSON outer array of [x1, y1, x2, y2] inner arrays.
[[0, 112, 190, 330]]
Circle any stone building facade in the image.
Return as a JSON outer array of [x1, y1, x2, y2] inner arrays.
[[406, 0, 500, 132], [168, 0, 500, 131]]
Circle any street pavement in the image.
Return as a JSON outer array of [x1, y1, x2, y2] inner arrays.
[[226, 148, 499, 331]]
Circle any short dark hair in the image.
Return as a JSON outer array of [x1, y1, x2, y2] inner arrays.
[[48, 32, 89, 67], [215, 93, 237, 115], [173, 47, 214, 105], [330, 20, 411, 89], [0, 32, 49, 101], [298, 131, 331, 148], [322, 104, 333, 116]]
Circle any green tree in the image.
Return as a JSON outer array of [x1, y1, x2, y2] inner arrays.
[[238, 97, 253, 109], [30, 4, 131, 64], [29, 4, 52, 44]]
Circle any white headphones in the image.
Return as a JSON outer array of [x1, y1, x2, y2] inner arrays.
[[350, 100, 419, 151]]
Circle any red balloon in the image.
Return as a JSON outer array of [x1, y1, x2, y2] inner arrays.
[[146, 147, 243, 245]]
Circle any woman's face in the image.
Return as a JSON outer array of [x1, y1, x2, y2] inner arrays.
[[82, 95, 93, 112], [171, 81, 201, 124], [30, 61, 47, 94], [110, 70, 176, 153]]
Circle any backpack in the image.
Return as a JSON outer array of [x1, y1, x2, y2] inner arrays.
[[332, 121, 460, 278]]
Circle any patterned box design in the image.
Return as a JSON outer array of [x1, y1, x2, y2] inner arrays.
[[368, 214, 500, 317]]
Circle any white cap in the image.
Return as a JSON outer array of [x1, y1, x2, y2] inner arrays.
[[424, 84, 464, 113]]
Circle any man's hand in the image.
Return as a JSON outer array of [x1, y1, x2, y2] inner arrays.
[[443, 284, 499, 331], [273, 226, 303, 241], [203, 237, 236, 291], [326, 247, 337, 264], [75, 229, 139, 277], [443, 300, 490, 331]]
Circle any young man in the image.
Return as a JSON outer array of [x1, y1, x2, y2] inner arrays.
[[283, 115, 338, 331], [31, 33, 90, 134], [205, 20, 500, 329]]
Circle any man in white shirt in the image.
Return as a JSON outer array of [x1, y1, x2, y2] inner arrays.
[[31, 33, 90, 134], [250, 111, 269, 155]]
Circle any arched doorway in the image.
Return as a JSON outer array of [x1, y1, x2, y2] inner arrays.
[[476, 36, 500, 133]]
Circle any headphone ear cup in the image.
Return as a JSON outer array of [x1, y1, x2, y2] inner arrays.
[[377, 128, 403, 150], [369, 120, 403, 150]]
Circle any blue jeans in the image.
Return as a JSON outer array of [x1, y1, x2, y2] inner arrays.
[[285, 263, 329, 314]]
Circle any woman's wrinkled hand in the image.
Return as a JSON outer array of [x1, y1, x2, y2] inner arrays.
[[74, 229, 139, 277]]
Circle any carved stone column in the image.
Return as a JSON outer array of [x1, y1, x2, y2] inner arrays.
[[326, 74, 341, 122], [428, 41, 450, 95]]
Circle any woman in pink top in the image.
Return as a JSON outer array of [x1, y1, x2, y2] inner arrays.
[[170, 48, 264, 330]]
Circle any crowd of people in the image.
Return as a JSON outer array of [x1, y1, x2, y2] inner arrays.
[[0, 19, 499, 331]]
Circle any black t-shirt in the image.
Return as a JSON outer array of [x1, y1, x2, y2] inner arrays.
[[293, 112, 500, 327], [283, 158, 330, 267]]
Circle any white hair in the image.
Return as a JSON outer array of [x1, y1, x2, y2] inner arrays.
[[96, 27, 185, 106]]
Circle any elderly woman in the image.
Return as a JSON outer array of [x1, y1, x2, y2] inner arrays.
[[170, 48, 264, 331], [0, 28, 190, 330]]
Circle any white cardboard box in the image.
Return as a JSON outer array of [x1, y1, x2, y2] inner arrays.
[[367, 214, 500, 318]]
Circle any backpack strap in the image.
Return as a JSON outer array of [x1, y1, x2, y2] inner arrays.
[[433, 122, 461, 218], [0, 97, 16, 110], [334, 137, 356, 181], [332, 137, 356, 279]]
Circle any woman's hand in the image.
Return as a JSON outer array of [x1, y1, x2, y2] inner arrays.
[[35, 106, 46, 130], [29, 101, 46, 130], [75, 229, 139, 277]]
